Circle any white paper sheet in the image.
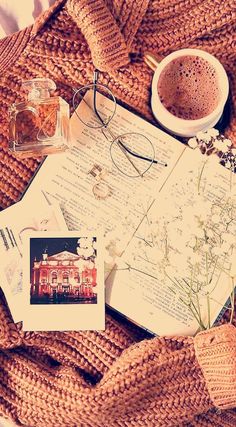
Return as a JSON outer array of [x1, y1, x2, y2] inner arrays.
[[0, 192, 67, 322]]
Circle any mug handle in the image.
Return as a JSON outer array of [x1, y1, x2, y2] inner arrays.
[[144, 52, 163, 71]]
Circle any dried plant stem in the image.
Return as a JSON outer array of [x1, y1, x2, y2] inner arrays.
[[174, 275, 206, 330], [178, 296, 205, 330], [230, 165, 233, 191], [205, 253, 209, 287], [165, 272, 186, 293], [196, 294, 204, 328], [139, 254, 157, 266], [166, 275, 207, 327], [209, 255, 219, 284], [214, 262, 232, 279], [189, 299, 206, 330], [135, 236, 153, 247], [225, 218, 235, 230], [208, 296, 234, 310], [207, 293, 211, 329], [198, 159, 208, 195], [207, 255, 228, 297], [230, 277, 235, 324], [125, 263, 158, 280]]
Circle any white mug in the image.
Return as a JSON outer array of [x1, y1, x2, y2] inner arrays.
[[145, 48, 229, 137]]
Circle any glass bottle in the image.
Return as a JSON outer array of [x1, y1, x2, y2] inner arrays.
[[9, 78, 70, 157]]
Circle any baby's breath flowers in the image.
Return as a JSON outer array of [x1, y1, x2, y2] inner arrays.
[[188, 128, 236, 173], [104, 231, 124, 271], [154, 131, 236, 330], [141, 132, 236, 331], [155, 191, 236, 330]]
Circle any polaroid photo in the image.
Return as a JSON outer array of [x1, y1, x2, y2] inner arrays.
[[22, 231, 105, 331]]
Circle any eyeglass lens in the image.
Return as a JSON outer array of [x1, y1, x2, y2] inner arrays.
[[72, 79, 166, 177]]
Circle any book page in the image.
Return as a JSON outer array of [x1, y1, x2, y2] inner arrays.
[[106, 149, 236, 336], [23, 91, 185, 252]]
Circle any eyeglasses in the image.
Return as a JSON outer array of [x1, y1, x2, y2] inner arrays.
[[72, 70, 167, 178]]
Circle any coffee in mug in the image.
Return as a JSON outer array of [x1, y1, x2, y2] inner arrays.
[[157, 55, 220, 120], [149, 49, 229, 137]]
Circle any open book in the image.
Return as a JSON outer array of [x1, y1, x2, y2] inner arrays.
[[21, 91, 235, 336]]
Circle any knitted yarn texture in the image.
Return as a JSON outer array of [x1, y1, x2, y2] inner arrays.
[[0, 0, 235, 208], [0, 1, 236, 426], [1, 288, 236, 427]]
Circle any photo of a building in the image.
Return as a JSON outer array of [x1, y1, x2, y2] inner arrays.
[[30, 237, 98, 304]]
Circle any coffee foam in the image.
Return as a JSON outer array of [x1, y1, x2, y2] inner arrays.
[[157, 55, 221, 120]]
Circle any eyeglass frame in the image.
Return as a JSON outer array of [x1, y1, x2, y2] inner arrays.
[[72, 70, 167, 178]]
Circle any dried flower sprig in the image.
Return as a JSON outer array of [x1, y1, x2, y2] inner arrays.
[[188, 128, 236, 172], [160, 129, 236, 330], [164, 194, 236, 330]]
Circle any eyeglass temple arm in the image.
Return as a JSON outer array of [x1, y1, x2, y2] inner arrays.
[[93, 70, 105, 125], [117, 138, 166, 166], [115, 139, 144, 176], [104, 126, 166, 166], [92, 72, 143, 175], [102, 127, 143, 175]]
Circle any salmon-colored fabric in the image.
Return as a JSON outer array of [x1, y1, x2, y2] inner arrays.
[[0, 287, 236, 427], [0, 1, 236, 426], [194, 324, 236, 411]]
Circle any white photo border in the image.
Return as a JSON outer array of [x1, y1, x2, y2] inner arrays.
[[22, 230, 105, 331]]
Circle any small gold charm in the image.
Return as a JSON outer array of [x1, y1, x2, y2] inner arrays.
[[92, 181, 112, 200], [89, 164, 112, 200]]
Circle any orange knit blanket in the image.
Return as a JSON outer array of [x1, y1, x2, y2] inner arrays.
[[0, 1, 236, 425]]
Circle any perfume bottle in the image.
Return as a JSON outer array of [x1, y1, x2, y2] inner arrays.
[[9, 78, 70, 157]]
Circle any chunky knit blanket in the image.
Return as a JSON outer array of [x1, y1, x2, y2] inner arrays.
[[0, 1, 236, 426]]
